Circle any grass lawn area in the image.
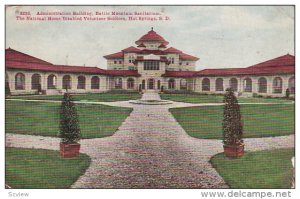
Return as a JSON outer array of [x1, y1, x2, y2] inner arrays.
[[170, 104, 294, 139], [210, 148, 294, 188], [160, 93, 292, 104], [6, 100, 132, 138], [6, 91, 141, 102], [6, 147, 91, 188]]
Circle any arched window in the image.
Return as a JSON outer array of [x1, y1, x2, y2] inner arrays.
[[258, 77, 267, 93], [202, 78, 210, 91], [180, 79, 187, 90], [77, 76, 86, 89], [215, 78, 224, 91], [91, 76, 100, 89], [243, 77, 252, 92], [273, 77, 283, 94], [47, 74, 57, 89], [115, 78, 122, 89], [15, 73, 25, 90], [142, 80, 145, 90], [62, 75, 72, 90], [31, 74, 41, 90], [127, 78, 134, 89], [229, 78, 238, 92], [168, 79, 175, 89], [288, 76, 295, 94], [157, 80, 161, 90]]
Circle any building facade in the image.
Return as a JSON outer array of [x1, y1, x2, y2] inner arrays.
[[6, 28, 295, 97]]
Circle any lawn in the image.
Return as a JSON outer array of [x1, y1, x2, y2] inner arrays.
[[6, 91, 141, 102], [5, 147, 91, 188], [210, 148, 295, 188], [6, 100, 132, 138], [170, 104, 294, 139], [160, 93, 292, 104]]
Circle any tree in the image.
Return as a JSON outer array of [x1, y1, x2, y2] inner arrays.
[[223, 88, 243, 146], [59, 93, 81, 144]]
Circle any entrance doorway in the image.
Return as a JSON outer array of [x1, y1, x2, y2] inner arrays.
[[148, 79, 155, 89]]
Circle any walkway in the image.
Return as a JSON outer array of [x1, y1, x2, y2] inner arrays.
[[5, 92, 295, 188]]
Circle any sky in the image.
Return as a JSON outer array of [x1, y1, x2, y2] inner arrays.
[[6, 5, 294, 70]]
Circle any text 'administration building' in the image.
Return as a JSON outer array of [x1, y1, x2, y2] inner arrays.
[[6, 28, 295, 97]]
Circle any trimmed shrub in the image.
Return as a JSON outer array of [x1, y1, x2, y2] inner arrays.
[[59, 93, 81, 144], [223, 88, 243, 146]]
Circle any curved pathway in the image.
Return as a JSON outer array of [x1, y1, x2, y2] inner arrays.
[[5, 92, 295, 188]]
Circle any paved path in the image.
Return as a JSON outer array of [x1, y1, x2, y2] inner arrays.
[[5, 92, 295, 188]]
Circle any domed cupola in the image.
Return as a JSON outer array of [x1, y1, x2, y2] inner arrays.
[[135, 27, 169, 46]]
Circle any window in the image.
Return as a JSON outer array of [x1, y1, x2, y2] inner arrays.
[[202, 78, 210, 91], [180, 79, 187, 90], [186, 62, 189, 65], [77, 76, 86, 89], [47, 74, 57, 89], [243, 78, 252, 92], [119, 61, 122, 64], [15, 73, 25, 90], [273, 77, 283, 94], [144, 61, 160, 70], [127, 78, 134, 89], [258, 77, 267, 93], [31, 74, 41, 90], [168, 79, 175, 89], [142, 80, 145, 89], [179, 62, 182, 65], [129, 56, 135, 64], [114, 60, 117, 64], [91, 76, 100, 89], [169, 57, 175, 64], [62, 75, 72, 90], [215, 78, 224, 91], [229, 78, 238, 92]]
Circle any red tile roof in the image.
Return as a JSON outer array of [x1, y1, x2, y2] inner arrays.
[[6, 59, 110, 74], [122, 46, 141, 53], [6, 48, 53, 65], [196, 54, 295, 76], [103, 52, 123, 59], [135, 29, 169, 45], [6, 48, 140, 76], [106, 70, 140, 77], [162, 70, 197, 78], [6, 60, 108, 75], [248, 54, 295, 68], [179, 53, 199, 61], [196, 66, 294, 76], [164, 47, 182, 54]]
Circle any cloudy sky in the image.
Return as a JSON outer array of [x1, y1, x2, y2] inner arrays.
[[6, 5, 294, 70]]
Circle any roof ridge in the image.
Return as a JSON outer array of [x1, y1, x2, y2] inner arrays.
[[6, 48, 53, 65]]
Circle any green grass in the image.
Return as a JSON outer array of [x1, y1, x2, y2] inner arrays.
[[210, 148, 295, 188], [6, 92, 141, 102], [160, 93, 292, 104], [170, 104, 294, 139], [5, 147, 91, 188], [6, 100, 132, 138]]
